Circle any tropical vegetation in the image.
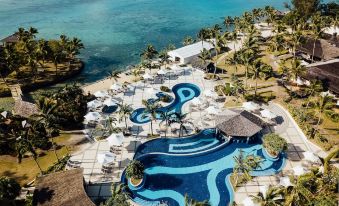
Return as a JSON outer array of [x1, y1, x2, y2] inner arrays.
[[263, 133, 288, 157]]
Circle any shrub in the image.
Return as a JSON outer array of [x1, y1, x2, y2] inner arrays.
[[125, 160, 144, 180], [160, 86, 171, 92], [0, 176, 21, 201], [160, 94, 172, 103], [263, 133, 288, 157]]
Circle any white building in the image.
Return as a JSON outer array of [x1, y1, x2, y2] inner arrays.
[[168, 40, 215, 64]]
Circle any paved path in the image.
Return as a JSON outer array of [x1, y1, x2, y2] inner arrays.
[[9, 84, 22, 100]]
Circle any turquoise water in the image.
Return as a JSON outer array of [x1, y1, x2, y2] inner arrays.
[[0, 0, 287, 83]]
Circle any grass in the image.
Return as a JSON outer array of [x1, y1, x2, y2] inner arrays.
[[0, 133, 76, 186], [0, 97, 15, 111]]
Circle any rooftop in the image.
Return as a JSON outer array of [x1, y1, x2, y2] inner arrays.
[[298, 37, 339, 61], [168, 40, 214, 59], [0, 33, 19, 44], [33, 168, 95, 206]]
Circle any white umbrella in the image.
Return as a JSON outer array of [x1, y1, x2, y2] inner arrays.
[[145, 87, 159, 96], [107, 133, 125, 146], [143, 73, 153, 80], [243, 101, 260, 111], [259, 185, 268, 198], [279, 176, 292, 187], [87, 100, 102, 108], [103, 98, 118, 107], [302, 151, 319, 163], [205, 106, 219, 115], [191, 97, 202, 106], [84, 112, 101, 121], [242, 197, 256, 206], [1, 111, 8, 118], [157, 69, 167, 75], [293, 165, 306, 176], [97, 152, 116, 165], [260, 109, 277, 119], [110, 83, 122, 91], [203, 90, 217, 98], [94, 90, 108, 98]]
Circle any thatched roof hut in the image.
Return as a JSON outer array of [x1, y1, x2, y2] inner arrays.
[[216, 110, 265, 137], [298, 37, 339, 61], [13, 100, 39, 118], [191, 58, 214, 71], [0, 33, 19, 45], [305, 61, 339, 94], [33, 169, 95, 206]]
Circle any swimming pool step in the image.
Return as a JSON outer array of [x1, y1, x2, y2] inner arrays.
[[133, 197, 162, 206]]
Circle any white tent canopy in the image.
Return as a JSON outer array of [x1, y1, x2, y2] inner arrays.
[[1, 111, 8, 118], [168, 40, 215, 64], [110, 83, 123, 91], [243, 101, 260, 111], [87, 100, 102, 108], [293, 165, 306, 176], [145, 87, 159, 96], [279, 176, 292, 187], [97, 152, 116, 165], [203, 89, 217, 98], [157, 69, 167, 75], [94, 90, 109, 98], [260, 109, 277, 119], [107, 133, 125, 146], [302, 151, 319, 163], [103, 98, 118, 107], [143, 73, 153, 80], [84, 112, 101, 121]]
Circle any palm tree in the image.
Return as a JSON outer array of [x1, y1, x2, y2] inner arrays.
[[239, 48, 256, 88], [233, 150, 262, 186], [183, 36, 194, 46], [223, 16, 234, 31], [117, 103, 133, 130], [231, 75, 245, 98], [141, 100, 161, 136], [158, 110, 173, 138], [140, 44, 158, 61], [310, 13, 327, 63], [170, 112, 193, 137], [3, 44, 21, 81], [197, 28, 210, 47], [312, 94, 334, 126], [198, 48, 211, 72], [251, 185, 285, 206], [125, 160, 144, 180], [286, 25, 303, 59], [184, 194, 210, 206], [158, 50, 171, 69], [33, 97, 59, 160], [263, 6, 276, 26], [107, 70, 121, 83], [289, 59, 306, 84], [284, 176, 314, 206], [305, 80, 323, 108], [66, 37, 84, 68]]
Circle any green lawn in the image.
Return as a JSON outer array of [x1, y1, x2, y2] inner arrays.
[[0, 97, 15, 111]]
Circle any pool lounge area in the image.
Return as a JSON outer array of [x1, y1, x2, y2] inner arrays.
[[122, 128, 286, 206]]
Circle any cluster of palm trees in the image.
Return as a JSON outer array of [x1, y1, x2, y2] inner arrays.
[[0, 27, 84, 84]]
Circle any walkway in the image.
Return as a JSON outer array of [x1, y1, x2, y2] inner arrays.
[[9, 84, 22, 100]]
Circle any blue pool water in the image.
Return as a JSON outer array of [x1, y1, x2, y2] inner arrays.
[[123, 130, 286, 206], [130, 83, 200, 124], [0, 0, 289, 83]]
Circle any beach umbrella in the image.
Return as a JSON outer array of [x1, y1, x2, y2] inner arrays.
[[97, 152, 116, 165], [157, 69, 167, 75], [1, 111, 8, 118], [205, 106, 219, 115], [243, 101, 260, 111], [260, 109, 277, 119], [279, 176, 292, 187], [107, 133, 125, 146], [110, 83, 122, 91], [242, 197, 256, 206], [191, 97, 202, 106], [143, 73, 153, 80], [293, 165, 305, 176], [203, 89, 217, 98], [87, 100, 102, 108], [296, 77, 304, 86], [302, 151, 319, 163], [259, 185, 268, 198], [84, 112, 101, 121], [145, 87, 159, 96], [103, 98, 118, 107], [94, 90, 108, 98]]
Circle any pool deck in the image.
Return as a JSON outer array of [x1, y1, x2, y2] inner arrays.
[[70, 68, 330, 205]]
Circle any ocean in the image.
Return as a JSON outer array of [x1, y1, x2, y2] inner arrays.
[[0, 0, 287, 83]]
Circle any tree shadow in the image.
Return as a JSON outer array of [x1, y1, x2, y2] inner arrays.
[[33, 187, 55, 205]]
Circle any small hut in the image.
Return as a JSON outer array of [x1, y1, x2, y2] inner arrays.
[[33, 168, 95, 206], [0, 33, 19, 46], [215, 110, 266, 143]]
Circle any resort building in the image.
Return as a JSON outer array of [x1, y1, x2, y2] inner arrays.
[[298, 37, 339, 61], [0, 33, 19, 46], [168, 40, 215, 64]]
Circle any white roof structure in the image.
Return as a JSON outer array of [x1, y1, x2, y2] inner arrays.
[[168, 40, 215, 64], [103, 98, 118, 107], [84, 112, 101, 121], [1, 111, 8, 118], [260, 109, 277, 119], [107, 133, 125, 146], [87, 100, 102, 109], [243, 102, 260, 111]]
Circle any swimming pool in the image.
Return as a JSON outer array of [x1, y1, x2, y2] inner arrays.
[[122, 130, 286, 206], [130, 83, 201, 124]]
